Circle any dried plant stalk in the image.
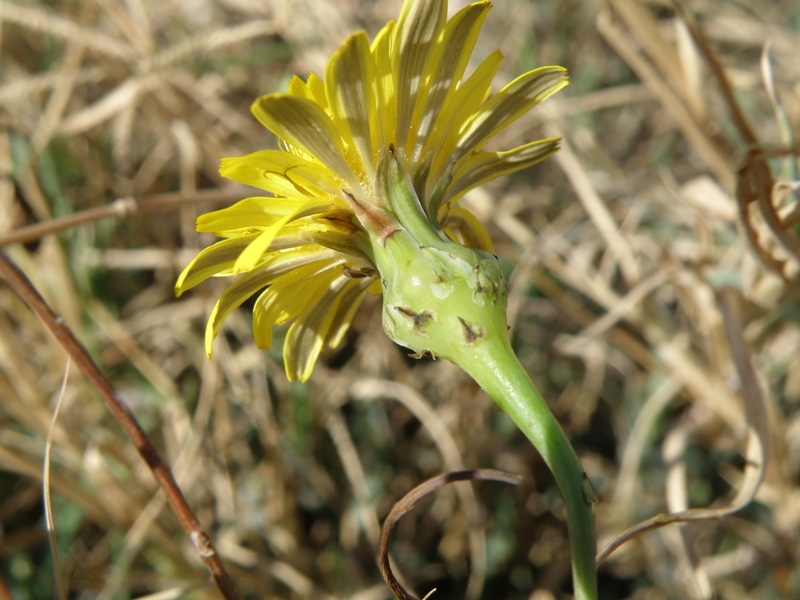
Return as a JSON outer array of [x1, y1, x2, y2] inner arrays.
[[0, 251, 241, 600]]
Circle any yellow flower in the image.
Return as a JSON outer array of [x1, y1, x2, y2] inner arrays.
[[176, 0, 568, 382]]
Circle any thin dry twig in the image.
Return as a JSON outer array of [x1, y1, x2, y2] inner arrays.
[[378, 469, 521, 600], [0, 251, 241, 600], [0, 188, 246, 247]]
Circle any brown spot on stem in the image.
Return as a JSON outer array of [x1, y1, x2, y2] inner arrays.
[[394, 306, 435, 336], [458, 317, 486, 345]]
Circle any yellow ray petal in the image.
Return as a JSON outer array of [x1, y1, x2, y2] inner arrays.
[[326, 31, 377, 179], [251, 261, 338, 351], [454, 66, 568, 157], [196, 197, 317, 234], [284, 291, 340, 381], [220, 150, 342, 197], [325, 276, 374, 349], [232, 200, 333, 274], [205, 270, 280, 357], [394, 0, 446, 154], [287, 74, 312, 100], [441, 205, 494, 254], [205, 248, 339, 356], [445, 136, 561, 204], [288, 74, 329, 112], [175, 236, 256, 294], [407, 1, 491, 167], [371, 19, 397, 147], [251, 94, 360, 192], [425, 49, 504, 211], [306, 73, 328, 110]]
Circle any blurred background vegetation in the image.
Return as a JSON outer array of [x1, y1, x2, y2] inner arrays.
[[1, 0, 799, 598]]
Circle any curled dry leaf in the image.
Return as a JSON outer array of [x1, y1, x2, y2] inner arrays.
[[378, 468, 522, 600]]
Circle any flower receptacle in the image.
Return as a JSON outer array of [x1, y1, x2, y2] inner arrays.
[[367, 146, 511, 365], [374, 229, 510, 365]]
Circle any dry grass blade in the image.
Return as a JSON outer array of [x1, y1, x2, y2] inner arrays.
[[139, 20, 277, 73], [378, 469, 521, 600], [43, 358, 70, 600], [546, 124, 641, 285], [598, 0, 735, 190], [672, 0, 800, 277], [761, 45, 799, 183], [2, 2, 134, 61], [597, 288, 770, 565], [0, 188, 245, 246], [0, 251, 241, 600]]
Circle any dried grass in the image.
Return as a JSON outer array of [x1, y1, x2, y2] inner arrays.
[[1, 0, 799, 599]]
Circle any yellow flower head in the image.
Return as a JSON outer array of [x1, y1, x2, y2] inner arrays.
[[176, 0, 568, 382]]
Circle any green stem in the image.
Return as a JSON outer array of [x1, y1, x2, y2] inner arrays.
[[375, 227, 599, 598], [371, 151, 598, 598], [457, 336, 598, 600]]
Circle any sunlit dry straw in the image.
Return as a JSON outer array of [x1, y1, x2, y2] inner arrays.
[[598, 289, 770, 567], [43, 359, 70, 600], [545, 124, 641, 285], [2, 2, 134, 61], [597, 0, 735, 190]]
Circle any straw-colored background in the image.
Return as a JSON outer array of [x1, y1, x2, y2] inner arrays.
[[1, 0, 798, 598]]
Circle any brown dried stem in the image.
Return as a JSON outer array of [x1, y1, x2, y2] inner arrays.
[[0, 188, 246, 247], [0, 251, 241, 600]]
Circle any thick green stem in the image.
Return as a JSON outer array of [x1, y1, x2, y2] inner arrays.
[[457, 336, 598, 600], [369, 151, 598, 599], [372, 231, 598, 599]]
